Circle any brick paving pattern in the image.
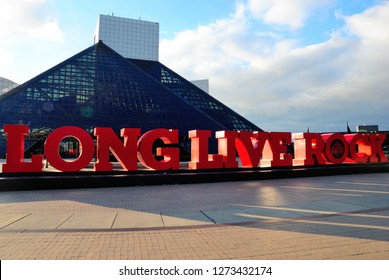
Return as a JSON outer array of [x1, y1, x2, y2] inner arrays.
[[1, 173, 389, 259]]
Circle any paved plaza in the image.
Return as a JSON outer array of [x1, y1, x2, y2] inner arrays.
[[0, 172, 389, 259]]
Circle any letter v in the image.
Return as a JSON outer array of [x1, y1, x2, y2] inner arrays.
[[236, 131, 269, 168]]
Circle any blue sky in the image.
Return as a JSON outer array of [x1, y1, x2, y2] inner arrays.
[[1, 0, 388, 132]]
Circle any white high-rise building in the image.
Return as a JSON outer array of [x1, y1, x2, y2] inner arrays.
[[94, 14, 209, 92], [0, 77, 18, 95], [94, 14, 159, 61]]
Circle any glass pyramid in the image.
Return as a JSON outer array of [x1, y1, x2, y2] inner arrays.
[[0, 41, 261, 156]]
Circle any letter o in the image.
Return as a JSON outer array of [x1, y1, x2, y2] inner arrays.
[[323, 133, 348, 164], [45, 126, 94, 172]]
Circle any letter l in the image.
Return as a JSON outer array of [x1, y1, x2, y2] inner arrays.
[[2, 124, 43, 172]]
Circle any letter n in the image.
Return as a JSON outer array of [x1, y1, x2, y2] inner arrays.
[[94, 127, 141, 171]]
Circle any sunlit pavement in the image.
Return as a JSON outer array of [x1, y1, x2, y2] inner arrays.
[[0, 172, 389, 259]]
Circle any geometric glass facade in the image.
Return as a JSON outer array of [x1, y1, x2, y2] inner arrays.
[[130, 59, 260, 132], [0, 41, 261, 157]]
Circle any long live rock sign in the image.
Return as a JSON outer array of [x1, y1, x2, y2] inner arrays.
[[1, 124, 387, 173]]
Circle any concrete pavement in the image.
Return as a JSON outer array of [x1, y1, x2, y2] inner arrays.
[[0, 172, 389, 259]]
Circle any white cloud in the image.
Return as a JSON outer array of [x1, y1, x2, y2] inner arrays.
[[246, 0, 333, 29], [345, 2, 389, 45], [0, 0, 64, 82], [28, 20, 64, 42], [160, 1, 389, 132], [0, 48, 14, 68], [0, 0, 63, 42]]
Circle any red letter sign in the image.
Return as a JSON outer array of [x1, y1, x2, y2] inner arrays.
[[236, 131, 268, 168], [2, 124, 387, 173], [45, 126, 94, 172], [137, 129, 180, 170], [94, 127, 140, 171], [321, 133, 348, 164], [365, 134, 387, 163], [344, 134, 369, 163], [293, 133, 325, 166], [261, 132, 293, 167], [216, 131, 239, 168], [188, 130, 223, 169], [2, 124, 43, 172]]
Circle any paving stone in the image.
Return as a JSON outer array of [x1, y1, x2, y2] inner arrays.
[[240, 206, 304, 219], [1, 173, 389, 260], [0, 213, 30, 229], [161, 210, 214, 226], [112, 211, 164, 229], [57, 212, 117, 229], [341, 195, 389, 209], [278, 200, 368, 216], [201, 208, 263, 224], [2, 213, 72, 231]]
